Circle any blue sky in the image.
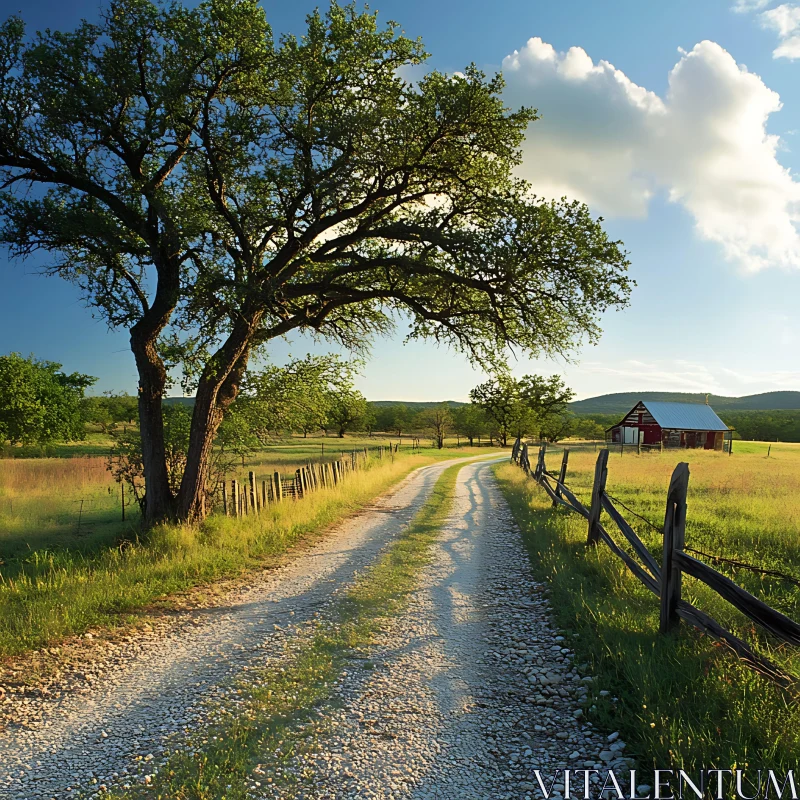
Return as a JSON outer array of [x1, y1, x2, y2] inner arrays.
[[2, 0, 800, 400]]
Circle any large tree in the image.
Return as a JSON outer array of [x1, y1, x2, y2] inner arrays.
[[0, 0, 631, 524]]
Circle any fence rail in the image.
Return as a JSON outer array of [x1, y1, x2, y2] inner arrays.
[[511, 439, 799, 689], [219, 445, 390, 518]]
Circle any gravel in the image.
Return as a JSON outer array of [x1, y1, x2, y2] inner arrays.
[[0, 457, 479, 800], [252, 460, 632, 799]]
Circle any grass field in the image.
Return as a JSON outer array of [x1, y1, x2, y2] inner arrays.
[[494, 443, 800, 771], [0, 437, 494, 658]]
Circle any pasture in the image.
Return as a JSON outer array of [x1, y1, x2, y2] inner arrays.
[[0, 436, 494, 657], [494, 443, 800, 770]]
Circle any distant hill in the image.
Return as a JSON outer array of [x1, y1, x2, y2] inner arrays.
[[369, 400, 466, 410], [570, 391, 800, 416]]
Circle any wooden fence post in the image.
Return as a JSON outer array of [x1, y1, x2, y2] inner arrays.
[[262, 480, 267, 507], [249, 471, 258, 513], [222, 481, 229, 516], [231, 479, 239, 517], [296, 468, 304, 497], [586, 449, 609, 546], [554, 449, 569, 506], [273, 472, 282, 503], [660, 462, 690, 634]]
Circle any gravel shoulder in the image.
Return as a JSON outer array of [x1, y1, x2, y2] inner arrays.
[[264, 460, 632, 800], [0, 455, 494, 800]]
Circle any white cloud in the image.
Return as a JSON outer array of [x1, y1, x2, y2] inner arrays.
[[760, 4, 800, 59], [502, 38, 800, 271], [732, 0, 771, 12]]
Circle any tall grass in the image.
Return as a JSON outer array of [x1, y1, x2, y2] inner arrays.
[[494, 446, 800, 770], [0, 454, 440, 657]]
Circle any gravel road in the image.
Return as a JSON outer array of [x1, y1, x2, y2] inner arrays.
[[257, 460, 633, 799], [0, 456, 491, 800], [1, 456, 634, 800]]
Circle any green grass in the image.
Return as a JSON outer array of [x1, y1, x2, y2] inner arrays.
[[107, 462, 463, 799], [493, 448, 800, 772], [0, 452, 466, 657]]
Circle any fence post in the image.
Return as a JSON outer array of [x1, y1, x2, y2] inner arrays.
[[586, 449, 609, 546], [231, 479, 239, 517], [296, 468, 304, 497], [249, 471, 258, 513], [262, 480, 267, 507], [536, 444, 546, 480], [660, 462, 690, 634], [554, 449, 569, 506], [273, 472, 282, 503], [222, 481, 229, 516]]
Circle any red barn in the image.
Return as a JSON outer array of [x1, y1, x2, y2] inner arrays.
[[606, 400, 730, 450]]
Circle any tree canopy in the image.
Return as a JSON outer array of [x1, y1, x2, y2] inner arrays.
[[0, 0, 632, 523], [0, 353, 95, 445]]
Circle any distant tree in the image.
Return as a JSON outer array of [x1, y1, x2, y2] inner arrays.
[[518, 374, 575, 439], [327, 389, 369, 438], [420, 404, 452, 449], [469, 376, 530, 446], [570, 415, 606, 440], [83, 392, 138, 433], [242, 355, 357, 440], [0, 1, 631, 523], [0, 353, 95, 445], [453, 403, 488, 446]]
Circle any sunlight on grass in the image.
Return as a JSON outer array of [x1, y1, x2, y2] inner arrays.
[[0, 452, 449, 656], [494, 446, 800, 770]]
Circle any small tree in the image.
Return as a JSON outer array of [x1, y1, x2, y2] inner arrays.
[[420, 404, 452, 449], [453, 403, 488, 446], [469, 375, 529, 446], [0, 1, 631, 524], [327, 389, 369, 438], [0, 353, 95, 445], [518, 374, 575, 439]]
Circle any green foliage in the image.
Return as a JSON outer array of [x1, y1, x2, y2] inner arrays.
[[418, 403, 452, 448], [452, 403, 489, 445], [0, 352, 95, 445], [470, 373, 574, 444], [327, 388, 369, 437], [720, 410, 800, 443], [108, 404, 233, 508], [82, 392, 138, 433]]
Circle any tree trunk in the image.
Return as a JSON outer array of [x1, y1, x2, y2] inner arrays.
[[176, 318, 257, 523], [338, 427, 345, 438], [130, 326, 173, 526]]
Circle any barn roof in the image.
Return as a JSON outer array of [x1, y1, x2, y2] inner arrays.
[[637, 401, 729, 431]]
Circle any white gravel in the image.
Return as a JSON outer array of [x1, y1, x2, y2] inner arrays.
[[254, 460, 633, 799], [0, 456, 486, 800]]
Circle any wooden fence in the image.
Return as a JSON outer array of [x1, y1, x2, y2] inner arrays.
[[511, 438, 800, 689], [219, 445, 387, 517]]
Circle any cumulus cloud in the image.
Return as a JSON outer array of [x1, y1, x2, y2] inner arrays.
[[760, 4, 800, 59], [501, 38, 800, 271]]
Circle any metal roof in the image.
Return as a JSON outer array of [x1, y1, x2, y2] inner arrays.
[[641, 401, 729, 431]]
